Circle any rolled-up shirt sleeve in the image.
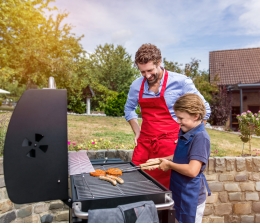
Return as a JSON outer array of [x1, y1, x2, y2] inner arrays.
[[183, 77, 211, 120], [124, 80, 140, 121]]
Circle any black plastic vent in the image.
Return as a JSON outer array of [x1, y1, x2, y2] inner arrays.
[[22, 133, 48, 158]]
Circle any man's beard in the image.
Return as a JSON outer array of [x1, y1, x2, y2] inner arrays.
[[147, 73, 159, 84]]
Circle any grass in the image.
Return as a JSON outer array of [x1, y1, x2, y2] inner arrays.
[[68, 115, 260, 156], [1, 112, 260, 156]]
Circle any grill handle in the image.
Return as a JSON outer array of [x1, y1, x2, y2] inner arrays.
[[72, 195, 174, 219]]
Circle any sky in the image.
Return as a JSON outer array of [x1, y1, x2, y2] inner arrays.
[[50, 0, 260, 71]]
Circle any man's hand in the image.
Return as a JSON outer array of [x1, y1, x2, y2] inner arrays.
[[134, 133, 140, 146]]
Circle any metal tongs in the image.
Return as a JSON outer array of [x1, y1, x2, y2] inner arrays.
[[123, 159, 161, 173]]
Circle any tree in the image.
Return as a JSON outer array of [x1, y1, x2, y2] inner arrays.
[[0, 0, 85, 88], [0, 0, 90, 113], [209, 85, 232, 126], [163, 58, 183, 74], [86, 43, 139, 111]]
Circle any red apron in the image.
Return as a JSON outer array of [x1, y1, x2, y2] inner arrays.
[[132, 70, 180, 189]]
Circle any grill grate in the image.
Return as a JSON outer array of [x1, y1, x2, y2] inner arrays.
[[73, 163, 164, 200]]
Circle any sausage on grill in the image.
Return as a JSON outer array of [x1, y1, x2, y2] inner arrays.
[[99, 176, 117, 186], [106, 175, 124, 184]]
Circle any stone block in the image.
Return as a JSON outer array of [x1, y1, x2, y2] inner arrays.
[[235, 173, 248, 182], [226, 157, 235, 171], [95, 150, 106, 159], [246, 158, 253, 171], [252, 157, 260, 171], [219, 174, 234, 181], [210, 216, 224, 223], [105, 150, 118, 158], [208, 158, 215, 171], [240, 182, 255, 191], [245, 192, 259, 201], [205, 174, 218, 181], [41, 214, 53, 223], [117, 150, 130, 162], [256, 214, 260, 223], [127, 150, 133, 161], [49, 200, 64, 210], [241, 215, 254, 223], [208, 182, 224, 192], [228, 192, 243, 201], [86, 150, 96, 159], [0, 188, 8, 200], [0, 199, 13, 213], [248, 172, 260, 181], [17, 205, 32, 218], [224, 183, 241, 192], [0, 211, 16, 223], [215, 157, 226, 172], [206, 193, 218, 204], [219, 192, 228, 203], [233, 202, 251, 215], [214, 203, 232, 215], [54, 210, 69, 222], [236, 158, 246, 171], [256, 181, 260, 191], [204, 204, 213, 216], [23, 214, 40, 223], [227, 215, 240, 223], [202, 217, 210, 223], [34, 202, 49, 214], [0, 176, 5, 188], [14, 203, 29, 209], [0, 159, 3, 175], [11, 218, 23, 223], [252, 202, 260, 212]]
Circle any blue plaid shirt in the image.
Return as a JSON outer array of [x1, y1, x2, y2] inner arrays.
[[124, 70, 211, 121]]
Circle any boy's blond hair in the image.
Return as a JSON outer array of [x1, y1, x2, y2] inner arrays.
[[173, 93, 206, 120]]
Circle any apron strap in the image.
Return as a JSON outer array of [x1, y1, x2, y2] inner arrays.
[[202, 173, 211, 196], [138, 69, 169, 100], [139, 78, 146, 100], [160, 70, 168, 97]]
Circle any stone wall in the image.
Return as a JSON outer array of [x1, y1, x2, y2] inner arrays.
[[203, 157, 260, 223], [1, 152, 260, 223]]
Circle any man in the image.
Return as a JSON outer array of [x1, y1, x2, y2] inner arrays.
[[124, 43, 211, 188]]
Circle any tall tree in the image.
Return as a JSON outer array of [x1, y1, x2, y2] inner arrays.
[[87, 44, 139, 93], [163, 58, 183, 74], [0, 0, 85, 88], [86, 43, 139, 110]]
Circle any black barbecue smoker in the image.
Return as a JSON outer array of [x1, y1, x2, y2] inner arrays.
[[3, 81, 175, 223]]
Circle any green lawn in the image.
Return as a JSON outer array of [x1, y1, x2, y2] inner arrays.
[[67, 115, 260, 156], [1, 112, 260, 157]]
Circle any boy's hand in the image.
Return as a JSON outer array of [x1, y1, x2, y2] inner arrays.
[[158, 158, 171, 172]]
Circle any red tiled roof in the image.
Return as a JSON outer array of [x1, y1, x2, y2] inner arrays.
[[209, 47, 260, 85]]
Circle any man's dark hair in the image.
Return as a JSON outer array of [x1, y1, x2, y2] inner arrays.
[[135, 43, 162, 66]]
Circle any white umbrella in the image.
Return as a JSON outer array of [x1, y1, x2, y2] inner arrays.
[[0, 89, 10, 94]]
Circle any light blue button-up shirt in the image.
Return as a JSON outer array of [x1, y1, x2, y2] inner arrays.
[[124, 70, 211, 122]]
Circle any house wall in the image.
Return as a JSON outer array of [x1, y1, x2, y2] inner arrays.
[[231, 91, 260, 112], [1, 153, 260, 223]]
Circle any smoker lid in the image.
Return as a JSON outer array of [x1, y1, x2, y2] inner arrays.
[[4, 89, 68, 204]]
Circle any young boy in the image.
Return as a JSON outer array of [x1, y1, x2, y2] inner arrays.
[[148, 93, 211, 223]]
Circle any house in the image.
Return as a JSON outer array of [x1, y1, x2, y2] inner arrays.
[[209, 47, 260, 130]]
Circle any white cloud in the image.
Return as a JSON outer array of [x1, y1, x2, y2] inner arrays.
[[49, 0, 260, 70], [239, 0, 260, 35]]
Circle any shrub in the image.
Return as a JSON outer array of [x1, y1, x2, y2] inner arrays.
[[67, 95, 86, 114], [0, 113, 11, 155], [104, 92, 127, 117], [237, 110, 260, 155]]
